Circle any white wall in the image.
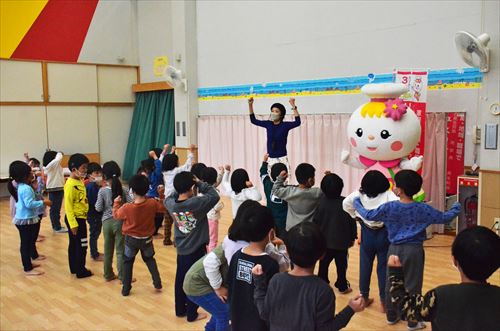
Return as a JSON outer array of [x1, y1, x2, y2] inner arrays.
[[196, 0, 499, 168], [137, 0, 198, 148], [79, 0, 139, 65], [197, 1, 481, 86], [137, 0, 173, 83], [477, 0, 500, 170], [171, 0, 199, 147]]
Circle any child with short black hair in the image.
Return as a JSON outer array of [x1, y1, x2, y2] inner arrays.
[[343, 170, 399, 310], [388, 226, 500, 331], [227, 205, 279, 331], [354, 169, 461, 330], [313, 173, 357, 293], [260, 154, 288, 238], [162, 144, 196, 245], [85, 162, 103, 261], [190, 162, 207, 197], [190, 162, 207, 182], [271, 163, 322, 232], [64, 153, 92, 278], [252, 222, 365, 331], [201, 166, 224, 252], [8, 161, 51, 276], [222, 165, 262, 219], [200, 167, 222, 188], [165, 171, 220, 322], [43, 150, 69, 233], [112, 174, 165, 296]]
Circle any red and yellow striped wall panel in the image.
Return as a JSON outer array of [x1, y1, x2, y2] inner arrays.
[[1, 0, 98, 62]]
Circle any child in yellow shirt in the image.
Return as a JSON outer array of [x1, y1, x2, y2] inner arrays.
[[64, 153, 92, 278]]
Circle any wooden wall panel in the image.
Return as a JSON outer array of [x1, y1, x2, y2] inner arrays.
[[0, 60, 43, 102], [97, 66, 137, 102], [0, 106, 47, 176], [47, 63, 98, 102], [46, 106, 99, 154]]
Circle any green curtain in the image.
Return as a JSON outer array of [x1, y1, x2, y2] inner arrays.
[[123, 90, 175, 180]]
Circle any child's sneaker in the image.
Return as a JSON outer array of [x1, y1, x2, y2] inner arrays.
[[386, 310, 400, 325], [54, 227, 68, 233], [76, 269, 93, 278], [407, 321, 426, 330], [92, 255, 104, 261], [163, 239, 173, 246], [363, 297, 374, 307], [25, 269, 44, 276], [339, 287, 353, 294], [387, 317, 401, 325], [32, 255, 46, 261], [336, 280, 352, 294], [105, 274, 117, 282]]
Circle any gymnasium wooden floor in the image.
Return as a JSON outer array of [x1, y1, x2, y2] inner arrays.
[[1, 197, 498, 331]]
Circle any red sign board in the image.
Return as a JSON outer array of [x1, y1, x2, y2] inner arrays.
[[447, 113, 466, 194]]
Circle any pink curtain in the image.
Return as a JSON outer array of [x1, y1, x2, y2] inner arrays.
[[198, 114, 365, 195], [198, 113, 448, 231], [422, 112, 447, 233]]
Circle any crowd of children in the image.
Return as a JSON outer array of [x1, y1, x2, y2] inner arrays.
[[6, 145, 500, 331]]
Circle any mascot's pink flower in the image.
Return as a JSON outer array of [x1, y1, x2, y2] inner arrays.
[[384, 98, 408, 121]]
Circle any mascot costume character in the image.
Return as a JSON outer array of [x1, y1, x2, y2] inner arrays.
[[341, 83, 424, 200]]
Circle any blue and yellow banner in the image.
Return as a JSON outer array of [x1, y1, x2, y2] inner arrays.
[[198, 68, 482, 101]]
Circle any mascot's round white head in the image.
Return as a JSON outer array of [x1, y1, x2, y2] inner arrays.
[[347, 83, 421, 161]]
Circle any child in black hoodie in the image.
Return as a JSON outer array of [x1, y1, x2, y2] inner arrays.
[[313, 173, 357, 293]]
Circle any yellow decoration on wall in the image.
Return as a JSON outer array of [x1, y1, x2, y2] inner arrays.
[[0, 0, 49, 58], [154, 56, 169, 77]]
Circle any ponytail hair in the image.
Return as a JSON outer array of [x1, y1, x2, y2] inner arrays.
[[111, 177, 123, 201], [7, 180, 18, 202], [8, 160, 31, 202], [102, 161, 123, 200]]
